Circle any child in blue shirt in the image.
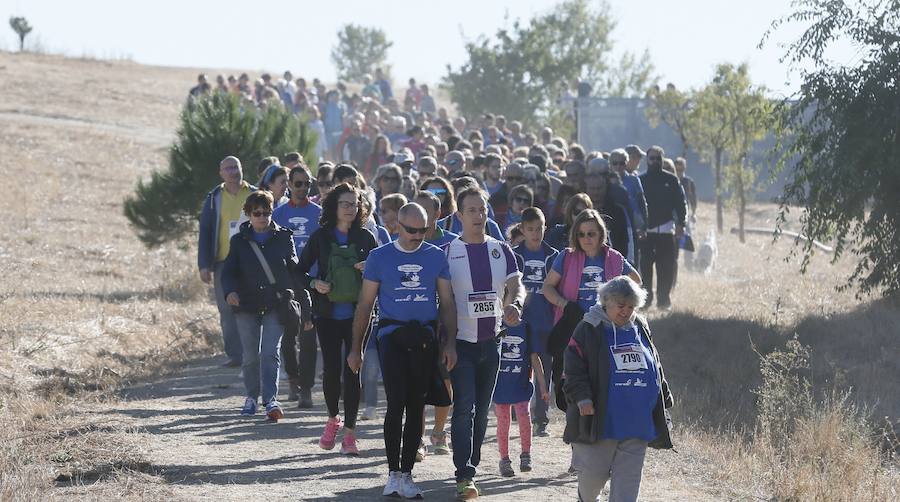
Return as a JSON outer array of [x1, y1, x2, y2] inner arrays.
[[493, 320, 549, 477]]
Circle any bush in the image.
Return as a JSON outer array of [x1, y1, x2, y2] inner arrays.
[[124, 93, 315, 247], [749, 337, 894, 501]]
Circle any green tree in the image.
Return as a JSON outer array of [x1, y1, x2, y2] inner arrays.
[[124, 93, 315, 247], [644, 83, 695, 158], [330, 24, 393, 82], [9, 16, 32, 51], [444, 0, 655, 126], [765, 0, 900, 297], [723, 65, 773, 243], [691, 63, 772, 237], [692, 67, 737, 233]]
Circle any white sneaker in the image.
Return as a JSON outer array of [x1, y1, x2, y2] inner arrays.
[[361, 406, 378, 421], [383, 471, 403, 497], [400, 472, 424, 499]]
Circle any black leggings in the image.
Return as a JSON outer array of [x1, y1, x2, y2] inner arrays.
[[315, 317, 360, 429], [378, 331, 435, 473]]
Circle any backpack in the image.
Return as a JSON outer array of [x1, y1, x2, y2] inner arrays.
[[325, 241, 362, 303]]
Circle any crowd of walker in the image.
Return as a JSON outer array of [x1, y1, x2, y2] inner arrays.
[[194, 71, 696, 501]]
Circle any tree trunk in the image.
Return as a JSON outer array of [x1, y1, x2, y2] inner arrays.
[[715, 147, 724, 232], [737, 161, 746, 243], [19, 35, 25, 52]]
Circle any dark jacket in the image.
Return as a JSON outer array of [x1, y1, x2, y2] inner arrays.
[[563, 310, 674, 449], [489, 184, 510, 230], [546, 224, 570, 252], [640, 167, 687, 230], [221, 221, 310, 315], [599, 198, 631, 258], [298, 225, 378, 318], [547, 301, 586, 411]]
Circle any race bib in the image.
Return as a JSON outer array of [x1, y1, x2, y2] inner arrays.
[[228, 220, 240, 238], [467, 291, 500, 319], [610, 344, 648, 372]]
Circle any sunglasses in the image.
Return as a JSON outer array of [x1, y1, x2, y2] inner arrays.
[[292, 180, 310, 187], [577, 231, 598, 238], [251, 210, 272, 217], [401, 224, 429, 235]]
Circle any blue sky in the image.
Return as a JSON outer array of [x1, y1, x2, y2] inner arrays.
[[3, 0, 858, 97]]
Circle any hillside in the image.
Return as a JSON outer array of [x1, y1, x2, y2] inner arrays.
[[0, 51, 896, 500]]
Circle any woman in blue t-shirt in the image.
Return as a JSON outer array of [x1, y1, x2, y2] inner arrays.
[[562, 276, 675, 501], [543, 209, 641, 317]]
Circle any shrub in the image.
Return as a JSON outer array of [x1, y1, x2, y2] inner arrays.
[[124, 93, 315, 247]]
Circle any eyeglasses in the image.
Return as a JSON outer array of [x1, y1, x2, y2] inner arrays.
[[292, 180, 310, 187], [577, 231, 598, 238], [337, 200, 359, 209], [251, 210, 272, 217], [401, 223, 429, 235]]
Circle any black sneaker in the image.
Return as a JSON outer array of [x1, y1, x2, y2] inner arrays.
[[221, 358, 242, 368], [520, 453, 532, 472], [298, 388, 313, 409], [534, 422, 550, 437]]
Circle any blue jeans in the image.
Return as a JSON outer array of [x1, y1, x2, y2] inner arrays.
[[362, 344, 381, 409], [235, 311, 283, 404], [213, 261, 242, 363], [450, 338, 500, 482]]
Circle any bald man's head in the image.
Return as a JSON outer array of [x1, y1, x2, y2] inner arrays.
[[398, 202, 427, 226], [219, 155, 243, 184], [397, 203, 428, 249]]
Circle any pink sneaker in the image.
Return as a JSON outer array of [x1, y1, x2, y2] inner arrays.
[[319, 416, 342, 450], [340, 429, 360, 456]]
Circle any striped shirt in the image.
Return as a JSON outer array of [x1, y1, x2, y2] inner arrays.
[[445, 236, 522, 343]]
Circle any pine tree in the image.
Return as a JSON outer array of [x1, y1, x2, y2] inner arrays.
[[124, 93, 315, 247]]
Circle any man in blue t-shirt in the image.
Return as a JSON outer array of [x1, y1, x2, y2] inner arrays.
[[272, 165, 320, 408], [512, 207, 558, 436], [348, 203, 458, 499]]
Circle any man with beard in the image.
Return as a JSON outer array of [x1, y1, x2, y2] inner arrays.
[[639, 146, 687, 310]]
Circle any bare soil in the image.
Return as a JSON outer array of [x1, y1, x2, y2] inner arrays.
[[94, 356, 724, 501]]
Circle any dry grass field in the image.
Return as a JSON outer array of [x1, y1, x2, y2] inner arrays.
[[0, 51, 897, 500]]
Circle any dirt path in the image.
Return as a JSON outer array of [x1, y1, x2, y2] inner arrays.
[[95, 357, 725, 501]]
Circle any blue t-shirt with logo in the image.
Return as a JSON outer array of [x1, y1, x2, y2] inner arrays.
[[272, 200, 322, 256], [493, 321, 542, 404], [550, 251, 635, 313], [602, 322, 659, 441], [363, 241, 450, 339], [428, 227, 459, 248], [513, 242, 558, 339]]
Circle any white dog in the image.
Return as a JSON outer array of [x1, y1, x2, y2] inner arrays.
[[694, 230, 718, 274]]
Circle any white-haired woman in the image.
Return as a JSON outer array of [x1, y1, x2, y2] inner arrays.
[[562, 276, 674, 502]]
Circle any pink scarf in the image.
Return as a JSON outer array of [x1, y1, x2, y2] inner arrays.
[[553, 246, 625, 324]]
